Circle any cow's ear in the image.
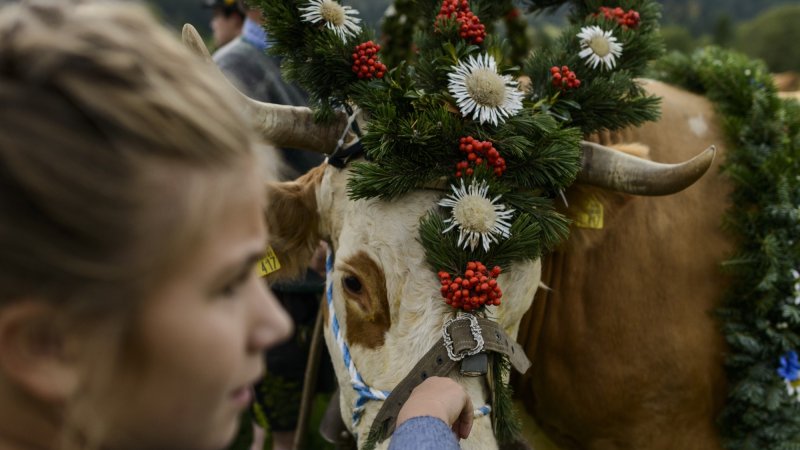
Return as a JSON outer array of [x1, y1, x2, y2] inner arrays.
[[264, 164, 325, 281]]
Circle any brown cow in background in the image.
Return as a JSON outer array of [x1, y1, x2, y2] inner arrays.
[[515, 79, 732, 450]]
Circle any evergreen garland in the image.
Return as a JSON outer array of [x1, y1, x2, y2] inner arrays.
[[655, 47, 800, 450], [256, 0, 664, 445]]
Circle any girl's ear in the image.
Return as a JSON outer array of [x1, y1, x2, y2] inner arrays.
[[0, 301, 80, 403]]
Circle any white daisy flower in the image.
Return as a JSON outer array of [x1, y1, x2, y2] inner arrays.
[[577, 26, 623, 71], [447, 53, 524, 126], [439, 179, 514, 252], [299, 0, 362, 42]]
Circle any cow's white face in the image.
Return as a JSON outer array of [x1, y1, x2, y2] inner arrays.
[[317, 164, 543, 449], [267, 162, 541, 449]]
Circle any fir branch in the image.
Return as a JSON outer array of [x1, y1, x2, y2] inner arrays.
[[504, 127, 583, 190], [380, 0, 419, 67], [491, 354, 523, 445], [419, 211, 470, 273], [484, 213, 549, 268], [347, 160, 441, 200], [503, 193, 572, 253]]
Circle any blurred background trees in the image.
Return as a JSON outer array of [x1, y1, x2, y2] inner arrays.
[[734, 3, 800, 73]]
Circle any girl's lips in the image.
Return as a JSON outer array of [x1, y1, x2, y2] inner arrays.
[[231, 386, 253, 408]]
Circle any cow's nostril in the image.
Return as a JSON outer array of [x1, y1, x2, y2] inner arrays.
[[343, 275, 363, 294]]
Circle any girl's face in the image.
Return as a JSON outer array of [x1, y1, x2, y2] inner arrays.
[[103, 164, 292, 450]]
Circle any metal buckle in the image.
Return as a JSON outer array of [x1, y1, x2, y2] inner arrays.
[[442, 314, 485, 361]]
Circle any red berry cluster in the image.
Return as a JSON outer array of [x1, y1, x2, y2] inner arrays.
[[439, 262, 503, 311], [596, 6, 640, 29], [352, 41, 387, 80], [550, 65, 581, 91], [435, 0, 486, 44], [455, 136, 506, 178]]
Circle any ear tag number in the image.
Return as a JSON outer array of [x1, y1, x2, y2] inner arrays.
[[257, 246, 281, 277], [574, 195, 604, 229]]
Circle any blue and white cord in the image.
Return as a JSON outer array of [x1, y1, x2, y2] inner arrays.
[[326, 252, 390, 427]]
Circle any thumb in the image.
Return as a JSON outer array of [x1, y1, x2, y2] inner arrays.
[[457, 394, 473, 439]]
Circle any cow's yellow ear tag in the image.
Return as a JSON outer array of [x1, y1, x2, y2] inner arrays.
[[257, 246, 281, 277], [574, 195, 604, 229]]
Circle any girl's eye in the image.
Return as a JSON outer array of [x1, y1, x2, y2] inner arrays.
[[220, 283, 239, 298], [220, 271, 251, 298]]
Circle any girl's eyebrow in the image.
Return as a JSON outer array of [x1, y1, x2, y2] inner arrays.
[[214, 250, 265, 284]]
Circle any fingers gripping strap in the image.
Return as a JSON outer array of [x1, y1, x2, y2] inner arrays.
[[364, 317, 531, 446]]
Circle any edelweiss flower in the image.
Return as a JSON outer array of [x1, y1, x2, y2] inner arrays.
[[792, 269, 800, 305], [577, 26, 623, 71], [785, 379, 800, 401], [439, 180, 514, 252], [779, 351, 800, 400], [447, 53, 524, 126], [299, 0, 361, 42]]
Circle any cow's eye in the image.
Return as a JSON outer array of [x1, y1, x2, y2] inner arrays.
[[343, 275, 363, 294]]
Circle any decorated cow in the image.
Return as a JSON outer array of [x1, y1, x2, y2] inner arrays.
[[183, 0, 800, 449]]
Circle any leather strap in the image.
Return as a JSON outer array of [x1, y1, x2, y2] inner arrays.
[[450, 317, 530, 373], [327, 140, 365, 168], [364, 316, 530, 446]]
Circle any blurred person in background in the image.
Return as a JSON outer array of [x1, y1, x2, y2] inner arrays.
[[204, 0, 245, 49]]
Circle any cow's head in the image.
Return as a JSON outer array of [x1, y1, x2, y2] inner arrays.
[[267, 160, 543, 449], [183, 24, 715, 450], [263, 149, 713, 450]]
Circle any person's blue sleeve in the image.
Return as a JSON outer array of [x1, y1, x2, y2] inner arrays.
[[388, 416, 460, 450]]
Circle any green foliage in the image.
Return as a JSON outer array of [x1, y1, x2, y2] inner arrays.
[[655, 46, 800, 450], [657, 0, 792, 37], [660, 25, 700, 54], [491, 354, 522, 444], [735, 4, 800, 73], [712, 14, 734, 47], [380, 0, 531, 69]]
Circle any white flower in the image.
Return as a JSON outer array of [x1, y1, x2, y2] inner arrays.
[[447, 53, 524, 126], [577, 26, 623, 71], [786, 379, 800, 401], [299, 0, 361, 42], [439, 179, 514, 252]]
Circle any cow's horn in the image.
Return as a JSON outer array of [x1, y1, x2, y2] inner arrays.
[[181, 24, 346, 154], [578, 141, 716, 196]]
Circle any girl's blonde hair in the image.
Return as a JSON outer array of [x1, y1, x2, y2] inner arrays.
[[0, 1, 266, 446]]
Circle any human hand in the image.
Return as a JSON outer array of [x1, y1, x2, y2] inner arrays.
[[396, 376, 473, 440]]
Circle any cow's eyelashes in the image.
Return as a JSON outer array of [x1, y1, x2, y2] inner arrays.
[[343, 275, 363, 294]]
